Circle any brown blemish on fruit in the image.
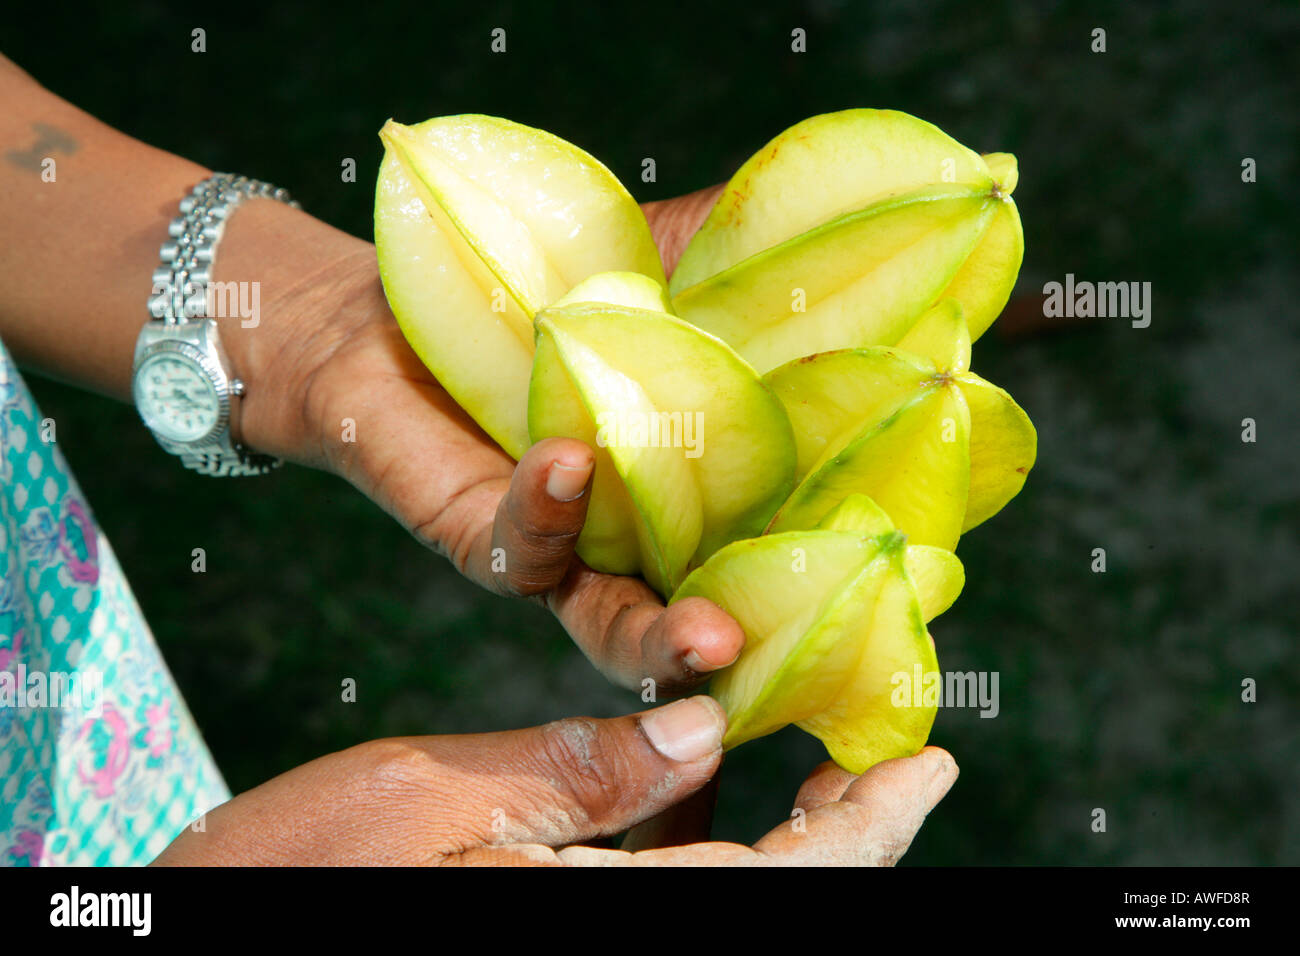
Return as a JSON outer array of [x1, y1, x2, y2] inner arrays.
[[794, 349, 840, 365], [1015, 466, 1028, 474], [723, 184, 752, 225]]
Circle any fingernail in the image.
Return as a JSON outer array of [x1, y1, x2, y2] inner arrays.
[[924, 751, 958, 807], [546, 460, 592, 502], [640, 697, 725, 763], [684, 646, 739, 673]]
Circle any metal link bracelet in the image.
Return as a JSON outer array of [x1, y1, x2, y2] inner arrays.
[[149, 173, 301, 323], [137, 173, 300, 477]]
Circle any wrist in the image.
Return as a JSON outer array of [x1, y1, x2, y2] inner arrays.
[[207, 198, 379, 466]]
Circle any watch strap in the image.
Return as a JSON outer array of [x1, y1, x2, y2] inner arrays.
[[149, 173, 300, 324], [142, 172, 298, 477], [180, 446, 280, 477]]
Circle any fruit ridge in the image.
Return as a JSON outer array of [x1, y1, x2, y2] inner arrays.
[[374, 107, 1035, 773]]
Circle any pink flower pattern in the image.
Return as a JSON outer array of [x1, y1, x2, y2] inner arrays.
[[144, 700, 174, 760], [1, 337, 230, 865], [57, 497, 99, 585]]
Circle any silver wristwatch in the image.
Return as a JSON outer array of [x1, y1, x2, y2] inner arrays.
[[132, 173, 298, 477]]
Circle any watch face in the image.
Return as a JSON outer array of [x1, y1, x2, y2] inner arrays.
[[133, 351, 222, 443]]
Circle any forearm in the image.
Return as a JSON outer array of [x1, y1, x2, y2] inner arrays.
[[0, 54, 722, 483], [1, 53, 209, 396], [0, 53, 369, 430]]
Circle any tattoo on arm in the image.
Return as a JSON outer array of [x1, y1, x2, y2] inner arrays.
[[6, 122, 78, 171]]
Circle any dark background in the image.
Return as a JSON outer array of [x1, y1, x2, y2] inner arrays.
[[7, 1, 1298, 863]]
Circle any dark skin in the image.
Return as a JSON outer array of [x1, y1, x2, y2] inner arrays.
[[0, 51, 745, 695], [1, 53, 958, 864]]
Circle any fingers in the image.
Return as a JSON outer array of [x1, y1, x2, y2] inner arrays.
[[440, 844, 565, 867], [440, 745, 956, 868], [792, 760, 858, 813], [573, 841, 762, 866], [442, 431, 746, 692], [475, 436, 595, 596], [548, 566, 746, 692], [620, 770, 721, 851], [435, 436, 590, 595], [495, 438, 746, 693], [641, 184, 726, 277], [752, 747, 958, 866], [414, 696, 728, 858], [446, 840, 759, 867]]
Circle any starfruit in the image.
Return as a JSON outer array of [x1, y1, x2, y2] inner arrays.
[[374, 116, 665, 459], [528, 272, 796, 596], [671, 494, 961, 773], [669, 109, 1023, 373], [763, 299, 1036, 549]]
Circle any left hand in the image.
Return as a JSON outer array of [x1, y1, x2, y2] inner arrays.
[[0, 58, 735, 694], [236, 187, 736, 695]]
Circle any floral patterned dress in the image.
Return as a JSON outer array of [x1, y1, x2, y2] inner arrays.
[[0, 336, 229, 865]]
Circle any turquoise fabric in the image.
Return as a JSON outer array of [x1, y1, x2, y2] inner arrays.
[[0, 336, 229, 865]]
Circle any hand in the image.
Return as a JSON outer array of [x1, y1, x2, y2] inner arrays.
[[1, 58, 737, 695], [153, 696, 958, 866], [235, 186, 736, 695]]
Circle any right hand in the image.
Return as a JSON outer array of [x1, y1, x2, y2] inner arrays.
[[154, 696, 957, 866]]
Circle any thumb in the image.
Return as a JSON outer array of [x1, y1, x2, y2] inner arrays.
[[426, 695, 726, 853], [467, 436, 595, 597]]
